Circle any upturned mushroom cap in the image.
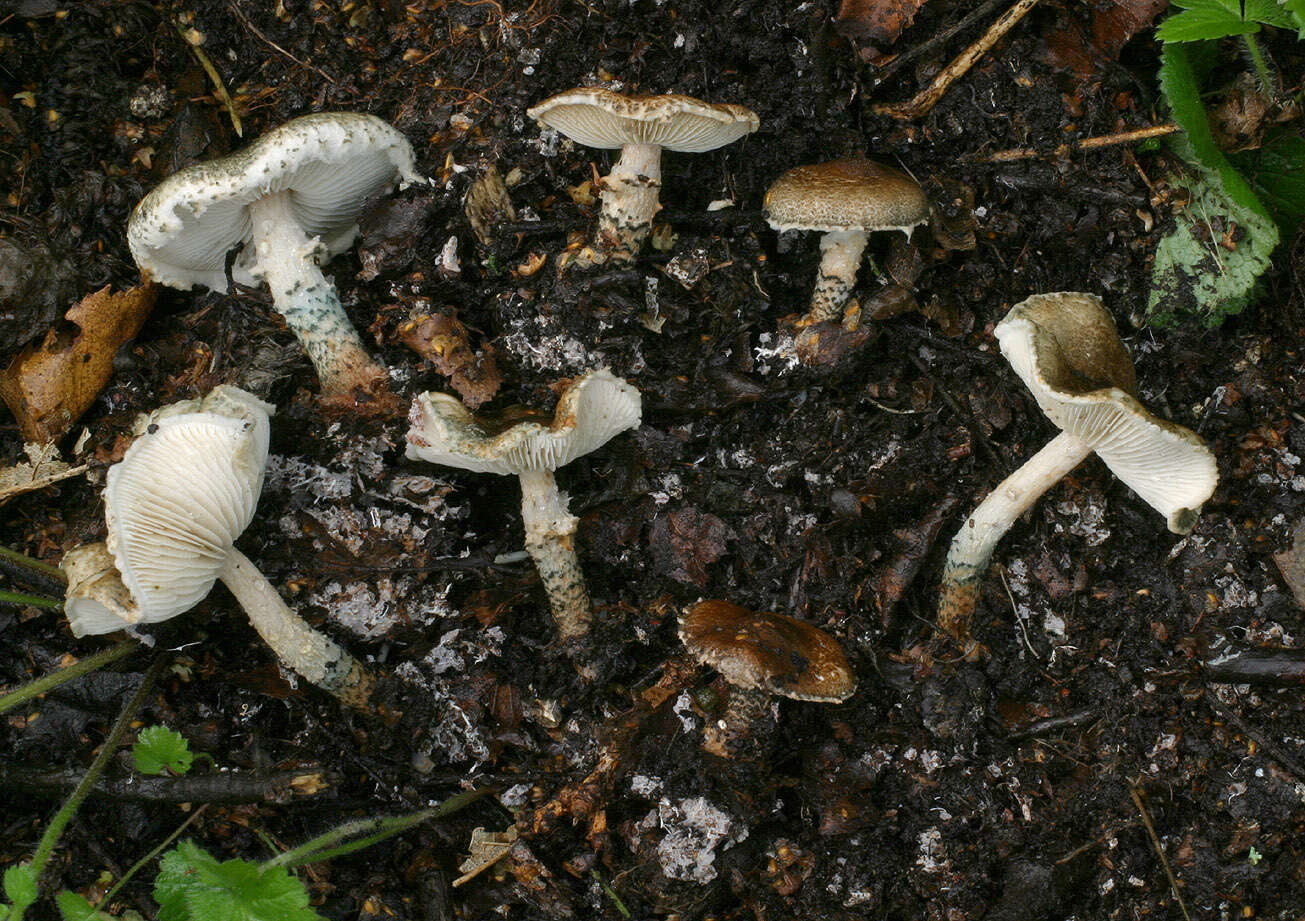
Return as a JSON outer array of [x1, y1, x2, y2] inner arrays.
[[128, 112, 423, 292], [678, 600, 856, 703], [995, 292, 1218, 533], [764, 158, 930, 234], [527, 87, 759, 153], [62, 541, 141, 638], [405, 368, 642, 474], [102, 386, 273, 625]]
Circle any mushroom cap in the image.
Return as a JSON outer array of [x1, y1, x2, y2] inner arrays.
[[764, 158, 930, 234], [406, 368, 642, 475], [996, 292, 1218, 534], [62, 541, 142, 638], [527, 87, 759, 153], [102, 386, 274, 627], [127, 112, 423, 292], [678, 600, 856, 703]]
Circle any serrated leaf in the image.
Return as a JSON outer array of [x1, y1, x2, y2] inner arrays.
[[1157, 0, 1262, 41], [1148, 158, 1279, 326], [1281, 0, 1305, 34], [56, 891, 111, 921], [1244, 0, 1298, 27], [154, 842, 323, 921], [4, 864, 37, 913], [1235, 130, 1305, 237], [132, 726, 193, 777]]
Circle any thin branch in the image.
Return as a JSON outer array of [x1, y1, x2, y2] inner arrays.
[[1128, 779, 1193, 921], [980, 124, 1181, 163]]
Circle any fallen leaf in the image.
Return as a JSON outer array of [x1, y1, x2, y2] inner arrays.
[[0, 442, 85, 504], [398, 310, 502, 409], [0, 283, 156, 442], [835, 0, 928, 45], [649, 507, 733, 587], [1274, 518, 1305, 608], [453, 827, 518, 887]]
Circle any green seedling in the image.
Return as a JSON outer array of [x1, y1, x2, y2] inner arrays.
[[1148, 0, 1305, 326], [132, 726, 194, 777]]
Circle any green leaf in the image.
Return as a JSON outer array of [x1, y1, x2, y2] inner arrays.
[[1243, 0, 1298, 27], [1235, 130, 1305, 238], [56, 891, 111, 921], [1281, 0, 1305, 34], [1157, 0, 1263, 41], [1148, 157, 1280, 326], [154, 842, 323, 921], [132, 726, 193, 777], [3, 864, 37, 914]]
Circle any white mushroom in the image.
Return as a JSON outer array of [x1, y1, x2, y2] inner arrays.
[[938, 292, 1218, 646], [406, 369, 641, 640], [528, 88, 758, 265], [764, 158, 930, 328], [127, 112, 424, 411], [61, 385, 374, 707]]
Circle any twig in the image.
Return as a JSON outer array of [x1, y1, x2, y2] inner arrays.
[[1128, 779, 1193, 921], [1007, 707, 1098, 741], [227, 3, 335, 84], [1055, 819, 1141, 865], [0, 764, 337, 804], [174, 21, 242, 137], [871, 0, 1006, 87], [1206, 694, 1305, 783], [873, 0, 1043, 120], [980, 124, 1181, 162]]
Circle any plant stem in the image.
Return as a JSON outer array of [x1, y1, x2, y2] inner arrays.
[[0, 590, 61, 610], [0, 640, 139, 715], [1241, 32, 1275, 98], [22, 655, 165, 913], [264, 787, 493, 870], [95, 805, 208, 911], [0, 544, 65, 580]]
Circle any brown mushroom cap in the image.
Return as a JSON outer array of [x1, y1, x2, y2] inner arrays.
[[678, 600, 856, 702], [527, 87, 759, 153], [764, 158, 930, 234]]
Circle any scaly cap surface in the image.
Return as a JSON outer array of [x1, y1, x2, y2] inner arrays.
[[764, 158, 930, 234]]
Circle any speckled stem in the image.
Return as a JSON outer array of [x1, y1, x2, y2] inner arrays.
[[702, 686, 770, 758], [518, 468, 592, 639], [588, 143, 662, 265], [802, 229, 869, 326], [220, 549, 374, 708], [248, 191, 391, 407], [938, 431, 1093, 641]]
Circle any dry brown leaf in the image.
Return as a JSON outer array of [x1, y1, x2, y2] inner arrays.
[[0, 442, 86, 504], [398, 310, 502, 409], [452, 827, 518, 887], [835, 0, 928, 45], [0, 283, 156, 442]]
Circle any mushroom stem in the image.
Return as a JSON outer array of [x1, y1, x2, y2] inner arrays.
[[805, 230, 870, 325], [517, 468, 592, 639], [702, 686, 770, 757], [938, 431, 1094, 641], [219, 548, 374, 708], [591, 143, 662, 264], [247, 191, 392, 408]]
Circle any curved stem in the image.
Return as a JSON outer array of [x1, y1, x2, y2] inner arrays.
[[0, 639, 138, 715], [804, 230, 869, 325], [247, 191, 393, 409], [219, 549, 374, 708], [938, 431, 1093, 641], [518, 469, 592, 639], [589, 143, 662, 264]]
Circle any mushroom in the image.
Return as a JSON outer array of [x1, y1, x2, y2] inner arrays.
[[678, 600, 856, 757], [938, 292, 1218, 647], [527, 87, 759, 265], [127, 112, 424, 411], [406, 368, 641, 640], [764, 158, 929, 328], [61, 385, 374, 708]]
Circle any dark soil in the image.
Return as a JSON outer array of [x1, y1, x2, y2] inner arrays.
[[3, 0, 1305, 918]]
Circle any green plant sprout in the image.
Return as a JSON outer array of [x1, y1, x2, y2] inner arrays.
[[1148, 0, 1305, 326], [131, 726, 194, 777]]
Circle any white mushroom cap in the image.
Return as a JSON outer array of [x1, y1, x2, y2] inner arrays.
[[764, 158, 930, 235], [128, 112, 423, 292], [405, 368, 642, 474], [102, 386, 273, 625], [62, 541, 142, 638], [995, 292, 1218, 533], [527, 88, 759, 153]]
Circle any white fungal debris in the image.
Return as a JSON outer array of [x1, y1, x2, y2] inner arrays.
[[655, 796, 746, 883]]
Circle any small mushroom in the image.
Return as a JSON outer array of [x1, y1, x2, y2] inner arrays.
[[938, 292, 1218, 648], [528, 88, 758, 265], [764, 158, 929, 328], [61, 385, 374, 708], [678, 600, 856, 757], [406, 369, 641, 640], [127, 112, 425, 412]]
